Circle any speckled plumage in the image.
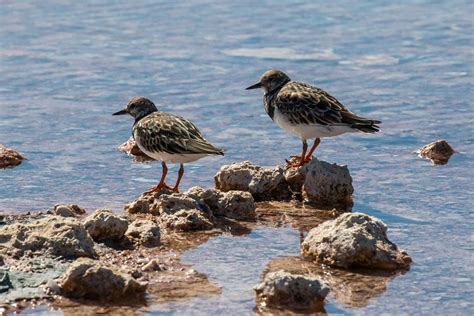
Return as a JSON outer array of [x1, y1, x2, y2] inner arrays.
[[247, 69, 381, 167]]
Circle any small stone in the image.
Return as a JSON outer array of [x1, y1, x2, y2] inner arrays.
[[119, 136, 154, 163], [83, 209, 128, 242], [254, 270, 329, 309], [301, 213, 412, 270], [58, 258, 147, 301], [417, 140, 455, 165], [53, 204, 86, 217], [141, 259, 161, 272], [131, 270, 142, 279], [125, 220, 160, 247], [0, 145, 25, 169]]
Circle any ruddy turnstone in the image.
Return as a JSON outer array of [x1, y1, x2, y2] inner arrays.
[[246, 69, 381, 167], [113, 97, 224, 193]]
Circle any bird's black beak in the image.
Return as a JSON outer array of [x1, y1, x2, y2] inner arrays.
[[245, 82, 262, 90], [112, 108, 128, 115]]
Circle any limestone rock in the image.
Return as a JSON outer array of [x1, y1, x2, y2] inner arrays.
[[300, 159, 353, 208], [83, 209, 128, 242], [53, 204, 86, 217], [58, 257, 147, 301], [157, 194, 214, 231], [119, 136, 154, 163], [125, 220, 160, 247], [417, 140, 455, 165], [0, 216, 95, 258], [254, 270, 329, 309], [214, 161, 291, 200], [187, 186, 256, 220], [0, 145, 25, 168], [301, 213, 411, 270]]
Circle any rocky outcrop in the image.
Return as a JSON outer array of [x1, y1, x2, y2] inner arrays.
[[83, 209, 128, 243], [186, 187, 256, 220], [57, 258, 147, 301], [254, 270, 329, 310], [301, 213, 411, 270], [417, 140, 455, 165], [214, 160, 353, 209], [52, 204, 86, 218], [214, 161, 291, 200], [125, 220, 160, 247], [0, 145, 25, 168], [0, 216, 96, 258], [119, 136, 154, 163]]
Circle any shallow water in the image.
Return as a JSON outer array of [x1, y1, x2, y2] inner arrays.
[[1, 0, 473, 314]]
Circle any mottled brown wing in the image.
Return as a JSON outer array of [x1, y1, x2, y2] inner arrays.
[[133, 113, 223, 155], [275, 82, 380, 126]]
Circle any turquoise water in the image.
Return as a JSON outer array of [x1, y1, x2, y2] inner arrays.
[[1, 1, 473, 314]]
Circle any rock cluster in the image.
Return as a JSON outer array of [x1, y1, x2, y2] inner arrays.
[[125, 186, 256, 231], [254, 270, 329, 310], [0, 145, 25, 169], [417, 140, 455, 165], [124, 220, 161, 247], [119, 136, 154, 163], [301, 213, 411, 270], [52, 204, 86, 218], [214, 159, 353, 208]]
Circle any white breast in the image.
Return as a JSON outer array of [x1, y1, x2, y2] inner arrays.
[[273, 107, 357, 140]]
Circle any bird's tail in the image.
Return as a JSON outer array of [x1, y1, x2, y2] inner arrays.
[[352, 123, 381, 133], [341, 111, 381, 133]]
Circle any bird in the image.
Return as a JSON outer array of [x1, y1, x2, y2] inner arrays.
[[113, 97, 224, 193], [246, 69, 381, 167]]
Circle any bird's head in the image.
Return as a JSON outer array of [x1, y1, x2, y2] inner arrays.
[[246, 69, 291, 93], [113, 96, 158, 119]]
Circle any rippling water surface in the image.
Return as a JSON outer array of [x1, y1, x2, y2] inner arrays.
[[1, 1, 473, 314]]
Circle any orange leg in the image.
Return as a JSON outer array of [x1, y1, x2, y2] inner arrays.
[[171, 163, 184, 193], [291, 140, 308, 167], [144, 161, 169, 194], [304, 138, 321, 161]]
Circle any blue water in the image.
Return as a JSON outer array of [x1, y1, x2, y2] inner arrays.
[[1, 0, 473, 314]]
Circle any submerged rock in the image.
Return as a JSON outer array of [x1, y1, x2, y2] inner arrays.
[[0, 216, 96, 258], [0, 145, 25, 169], [214, 161, 291, 201], [52, 204, 86, 218], [417, 140, 455, 165], [254, 270, 329, 310], [83, 209, 128, 242], [58, 257, 147, 301], [119, 136, 154, 163], [301, 213, 411, 270], [125, 219, 161, 247], [187, 187, 256, 220]]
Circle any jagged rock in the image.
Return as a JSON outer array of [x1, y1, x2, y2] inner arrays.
[[301, 213, 411, 270], [57, 257, 147, 301], [52, 204, 86, 217], [0, 145, 25, 168], [0, 216, 96, 258], [187, 186, 256, 220], [119, 136, 154, 163], [299, 159, 353, 208], [125, 220, 160, 247], [157, 194, 215, 231], [83, 209, 128, 242], [125, 191, 215, 231], [254, 270, 329, 309], [417, 140, 455, 165], [214, 161, 291, 200]]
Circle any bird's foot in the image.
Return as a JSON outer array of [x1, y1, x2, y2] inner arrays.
[[144, 183, 171, 195]]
